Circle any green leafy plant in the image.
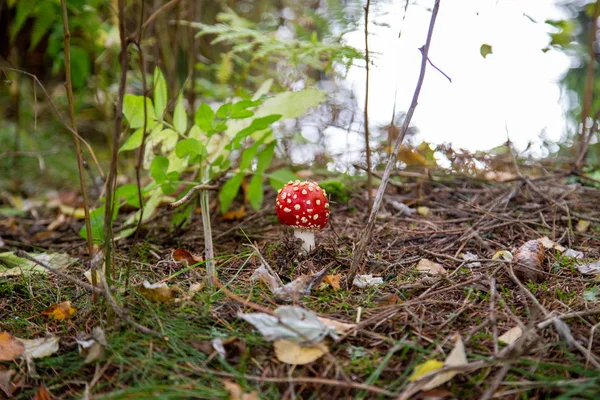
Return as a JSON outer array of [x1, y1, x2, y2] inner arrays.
[[81, 68, 326, 243]]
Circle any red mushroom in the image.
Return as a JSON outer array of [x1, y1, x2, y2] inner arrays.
[[276, 180, 330, 253]]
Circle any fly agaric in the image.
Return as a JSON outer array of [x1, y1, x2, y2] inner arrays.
[[276, 180, 330, 253]]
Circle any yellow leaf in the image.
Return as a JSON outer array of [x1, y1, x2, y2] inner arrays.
[[137, 281, 178, 303], [42, 301, 76, 320], [84, 269, 102, 287], [397, 146, 428, 166], [323, 274, 341, 290], [576, 220, 591, 233], [417, 206, 430, 216], [492, 250, 513, 261], [409, 360, 444, 382], [273, 339, 328, 365]]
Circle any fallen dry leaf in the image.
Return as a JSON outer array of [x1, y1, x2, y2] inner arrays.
[[416, 259, 447, 276], [513, 240, 545, 282], [172, 249, 203, 265], [484, 171, 516, 182], [352, 274, 384, 288], [42, 301, 76, 320], [0, 332, 25, 361], [577, 261, 600, 275], [576, 219, 591, 233], [317, 317, 356, 334], [323, 274, 341, 290], [223, 379, 258, 400], [137, 281, 178, 303], [32, 382, 54, 400], [222, 206, 247, 221], [0, 367, 20, 397], [84, 269, 103, 287], [422, 334, 467, 391], [273, 339, 329, 365], [59, 205, 86, 219], [498, 326, 523, 345], [538, 236, 566, 253], [492, 250, 513, 261], [76, 327, 106, 364], [18, 335, 60, 359]]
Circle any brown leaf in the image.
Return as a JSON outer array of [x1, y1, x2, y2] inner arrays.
[[323, 274, 341, 290], [223, 379, 258, 400], [42, 301, 76, 320], [0, 332, 25, 361], [513, 240, 545, 282], [222, 206, 247, 221], [32, 383, 54, 400], [172, 249, 203, 265]]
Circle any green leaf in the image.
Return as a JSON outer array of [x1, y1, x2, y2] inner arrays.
[[176, 138, 207, 159], [480, 44, 493, 59], [268, 169, 297, 190], [79, 203, 119, 244], [258, 89, 326, 120], [116, 190, 162, 239], [195, 103, 215, 132], [217, 103, 232, 119], [231, 100, 261, 119], [119, 122, 161, 152], [30, 2, 55, 50], [173, 95, 187, 134], [153, 68, 168, 119], [123, 95, 156, 129], [219, 173, 244, 213], [256, 142, 276, 173], [150, 156, 169, 184], [248, 174, 264, 211], [116, 184, 141, 208], [69, 46, 91, 89], [232, 115, 281, 147], [239, 143, 260, 171]]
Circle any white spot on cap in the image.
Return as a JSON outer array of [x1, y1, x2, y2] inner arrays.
[[283, 207, 291, 213], [301, 189, 307, 195], [313, 214, 319, 220], [287, 199, 291, 204], [315, 200, 320, 205], [293, 194, 297, 199], [308, 185, 314, 192], [307, 209, 313, 213], [277, 189, 281, 194], [306, 200, 311, 205], [301, 217, 308, 223], [325, 203, 330, 209], [293, 187, 299, 191], [281, 192, 286, 199], [294, 204, 300, 211]]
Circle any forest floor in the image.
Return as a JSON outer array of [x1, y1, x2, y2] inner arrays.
[[2, 171, 600, 399]]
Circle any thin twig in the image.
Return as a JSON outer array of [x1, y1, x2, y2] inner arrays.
[[104, 0, 128, 283], [349, 0, 442, 282], [59, 0, 97, 292], [167, 184, 220, 209], [364, 0, 373, 209], [127, 0, 183, 42]]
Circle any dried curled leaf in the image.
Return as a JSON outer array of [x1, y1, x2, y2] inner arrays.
[[513, 240, 545, 282], [223, 379, 258, 400], [172, 249, 203, 265], [323, 274, 341, 290]]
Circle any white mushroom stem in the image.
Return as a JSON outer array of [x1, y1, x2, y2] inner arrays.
[[294, 230, 315, 253]]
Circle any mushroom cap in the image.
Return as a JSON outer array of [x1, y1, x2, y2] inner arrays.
[[276, 180, 330, 231]]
